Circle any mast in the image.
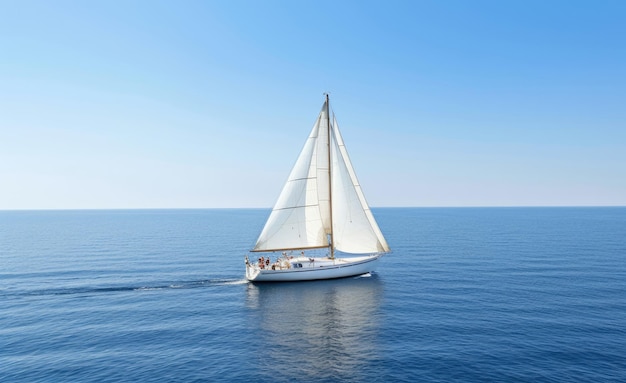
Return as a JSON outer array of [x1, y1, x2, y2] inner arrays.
[[326, 93, 335, 259]]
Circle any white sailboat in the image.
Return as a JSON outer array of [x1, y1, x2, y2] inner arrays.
[[245, 95, 390, 282]]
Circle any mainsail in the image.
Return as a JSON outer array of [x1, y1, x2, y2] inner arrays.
[[252, 98, 389, 255]]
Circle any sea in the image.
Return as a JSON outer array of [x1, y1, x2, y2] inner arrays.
[[1, 207, 625, 382]]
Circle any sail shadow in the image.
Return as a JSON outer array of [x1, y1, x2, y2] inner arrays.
[[245, 275, 384, 382]]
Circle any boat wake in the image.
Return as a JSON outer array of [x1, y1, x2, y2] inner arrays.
[[3, 278, 249, 298], [354, 272, 372, 278], [220, 279, 249, 285]]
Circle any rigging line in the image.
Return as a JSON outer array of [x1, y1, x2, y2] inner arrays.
[[287, 176, 317, 182], [272, 203, 322, 212]]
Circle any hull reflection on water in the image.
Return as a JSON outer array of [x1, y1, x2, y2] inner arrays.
[[245, 274, 384, 382]]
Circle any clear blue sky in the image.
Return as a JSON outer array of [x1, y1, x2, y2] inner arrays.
[[1, 0, 625, 209]]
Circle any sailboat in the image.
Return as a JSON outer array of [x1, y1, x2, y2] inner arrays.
[[245, 95, 390, 282]]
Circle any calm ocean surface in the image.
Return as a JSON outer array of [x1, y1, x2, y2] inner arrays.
[[1, 208, 625, 382]]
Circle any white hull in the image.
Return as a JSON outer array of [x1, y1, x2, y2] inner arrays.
[[245, 254, 382, 282]]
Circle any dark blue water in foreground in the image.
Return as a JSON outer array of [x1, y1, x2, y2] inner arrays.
[[1, 208, 625, 382]]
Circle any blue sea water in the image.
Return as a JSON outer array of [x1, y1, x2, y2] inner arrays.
[[1, 208, 625, 382]]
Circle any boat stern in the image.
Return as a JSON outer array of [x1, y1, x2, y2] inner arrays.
[[245, 257, 260, 281]]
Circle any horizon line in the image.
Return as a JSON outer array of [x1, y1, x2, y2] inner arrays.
[[1, 205, 625, 212]]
